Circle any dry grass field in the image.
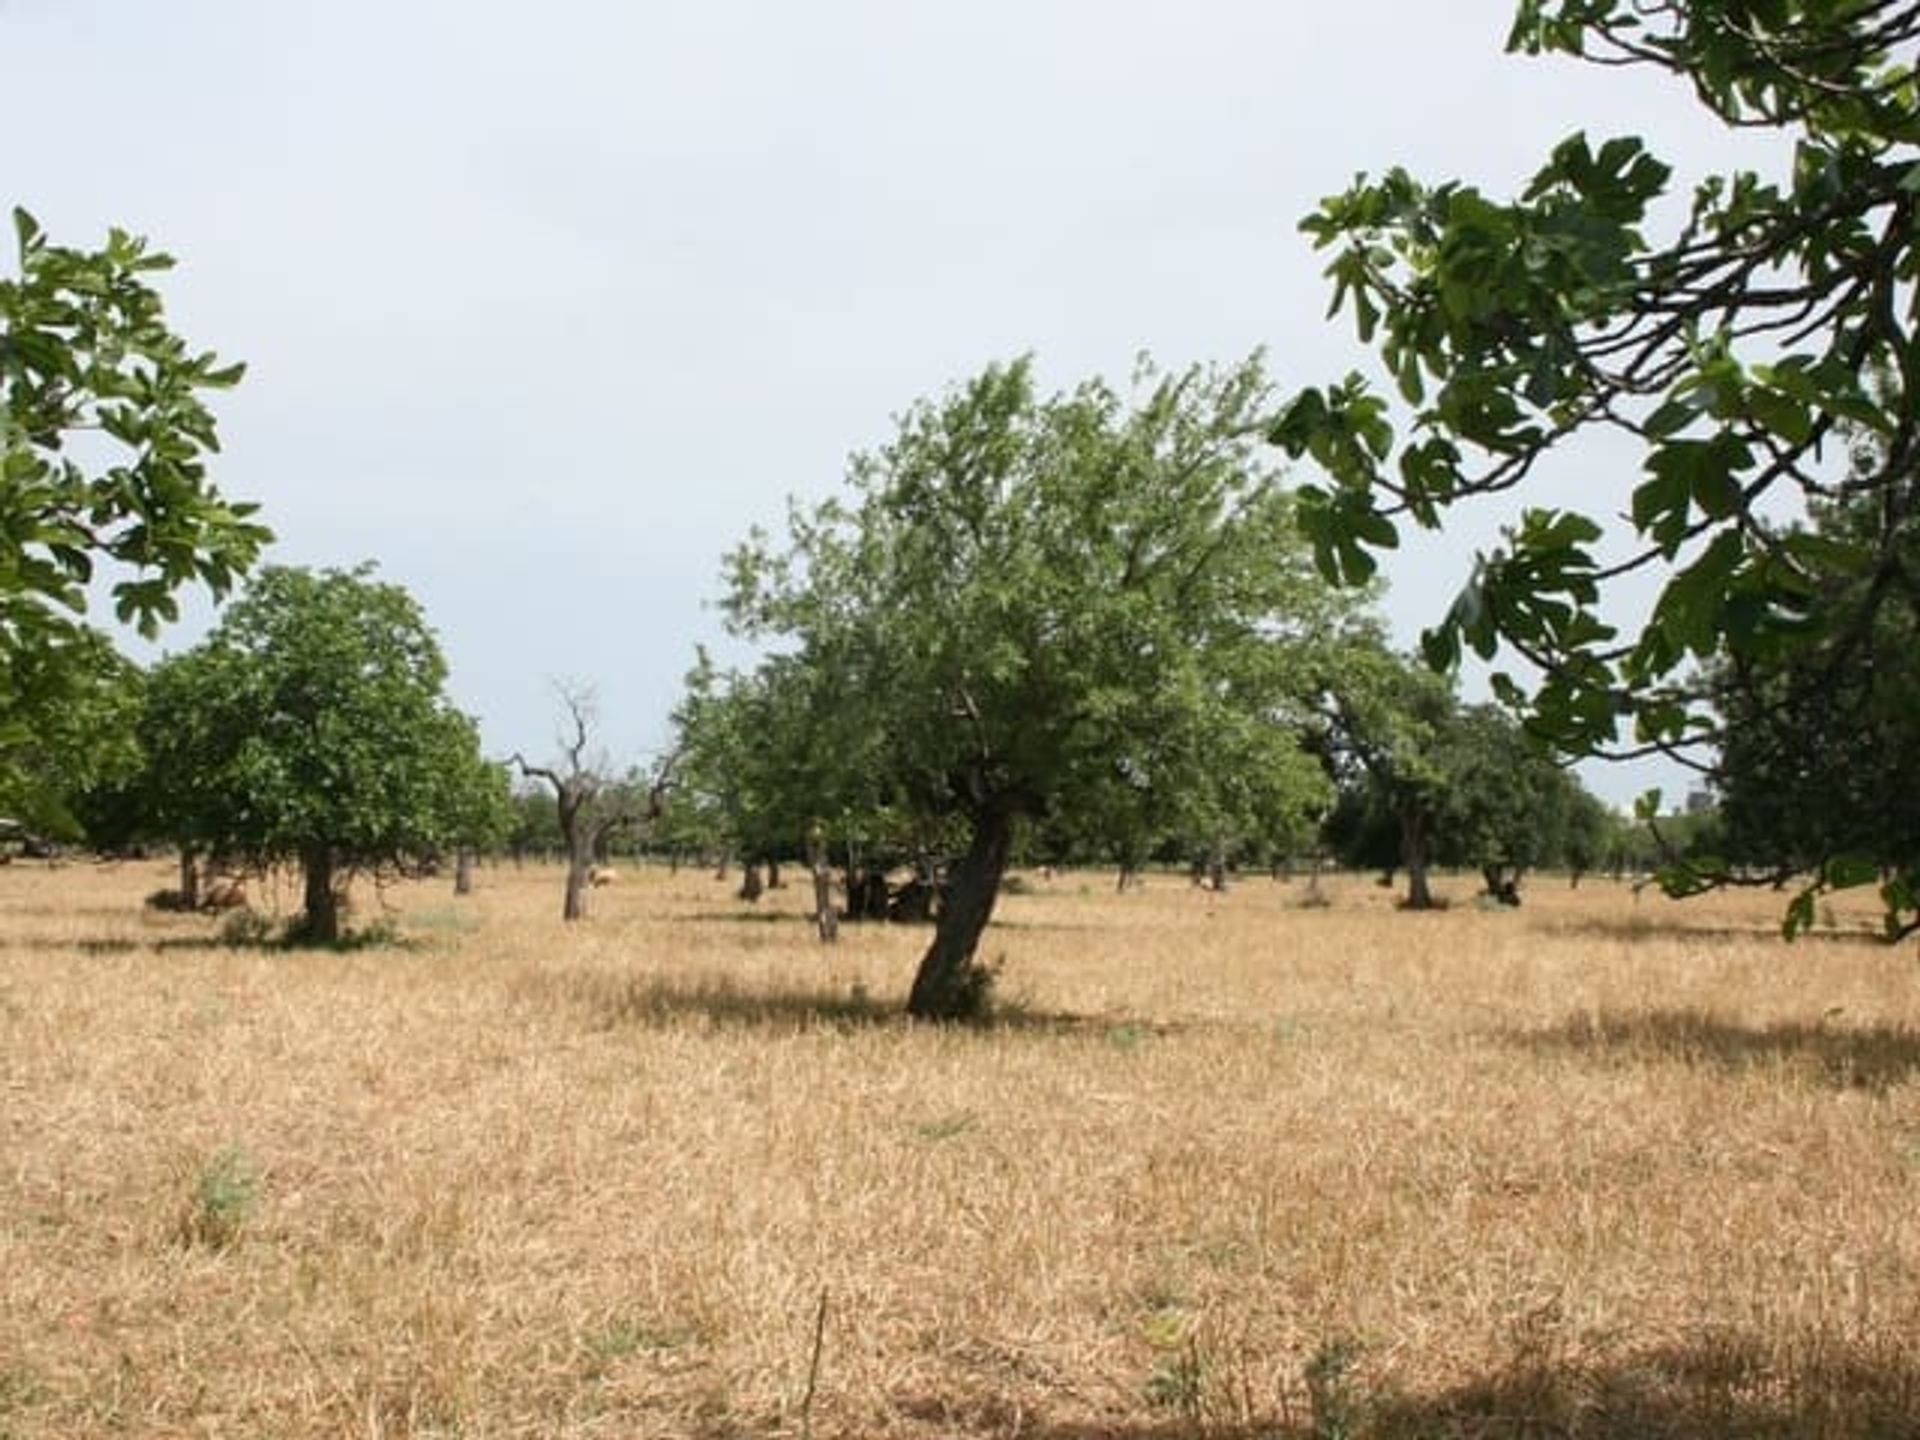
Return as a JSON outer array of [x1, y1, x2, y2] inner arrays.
[[2, 858, 1918, 1439]]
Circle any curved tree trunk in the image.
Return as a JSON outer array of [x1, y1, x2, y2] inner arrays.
[[907, 808, 1013, 1021], [302, 844, 341, 943]]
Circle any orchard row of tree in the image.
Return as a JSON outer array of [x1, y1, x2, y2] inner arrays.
[[6, 2, 1918, 1013]]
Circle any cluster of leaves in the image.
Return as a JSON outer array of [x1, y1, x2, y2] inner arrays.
[[1, 210, 269, 827], [1271, 1, 1920, 933]]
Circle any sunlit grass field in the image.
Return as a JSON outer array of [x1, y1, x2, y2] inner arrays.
[[2, 858, 1917, 1438]]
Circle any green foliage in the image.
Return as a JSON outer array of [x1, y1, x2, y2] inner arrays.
[[135, 565, 500, 935], [0, 212, 267, 827], [1315, 645, 1608, 900], [1305, 1335, 1366, 1440], [1, 630, 142, 841], [1711, 489, 1919, 938], [717, 353, 1358, 1014], [177, 1146, 257, 1251], [1274, 3, 1920, 935]]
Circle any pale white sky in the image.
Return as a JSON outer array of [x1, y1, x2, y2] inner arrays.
[[9, 2, 1786, 805]]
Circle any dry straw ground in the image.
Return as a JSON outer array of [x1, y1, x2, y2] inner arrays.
[[2, 859, 1918, 1439]]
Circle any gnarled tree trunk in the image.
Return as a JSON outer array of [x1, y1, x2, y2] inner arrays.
[[907, 807, 1012, 1021], [564, 845, 591, 921]]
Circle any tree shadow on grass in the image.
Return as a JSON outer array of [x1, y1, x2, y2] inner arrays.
[[1355, 1336, 1920, 1440], [680, 909, 803, 925], [534, 969, 1164, 1039], [887, 1333, 1920, 1439], [1505, 1006, 1920, 1091], [1541, 914, 1886, 947], [62, 925, 422, 959], [71, 936, 225, 956]]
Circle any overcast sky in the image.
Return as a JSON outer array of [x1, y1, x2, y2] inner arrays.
[[10, 2, 1787, 805]]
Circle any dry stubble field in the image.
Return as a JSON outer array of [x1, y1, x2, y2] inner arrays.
[[2, 859, 1918, 1440]]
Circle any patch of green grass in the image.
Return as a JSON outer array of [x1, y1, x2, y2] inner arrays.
[[911, 1110, 980, 1142], [579, 1316, 699, 1378], [177, 1146, 257, 1250]]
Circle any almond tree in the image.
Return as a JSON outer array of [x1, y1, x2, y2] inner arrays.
[[723, 354, 1353, 1020]]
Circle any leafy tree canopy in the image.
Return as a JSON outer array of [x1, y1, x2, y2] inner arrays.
[[724, 354, 1357, 1016], [1, 210, 269, 823], [1270, 1, 1920, 929], [141, 565, 503, 940]]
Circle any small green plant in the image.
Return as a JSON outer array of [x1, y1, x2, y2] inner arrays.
[[178, 1147, 257, 1250], [1305, 1335, 1365, 1440], [579, 1316, 696, 1378], [1107, 1022, 1149, 1052], [911, 1111, 979, 1142], [0, 1363, 46, 1413], [1144, 1333, 1207, 1421]]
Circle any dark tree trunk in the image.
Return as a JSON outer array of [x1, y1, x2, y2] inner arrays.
[[178, 847, 200, 911], [1117, 864, 1138, 893], [564, 848, 590, 921], [1400, 809, 1436, 910], [1208, 848, 1229, 893], [766, 857, 783, 889], [907, 808, 1012, 1021], [738, 862, 765, 902], [302, 844, 341, 943], [454, 846, 475, 896]]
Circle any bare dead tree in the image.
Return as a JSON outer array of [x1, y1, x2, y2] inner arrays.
[[511, 685, 675, 922]]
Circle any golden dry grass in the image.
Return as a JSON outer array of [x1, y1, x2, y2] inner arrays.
[[2, 859, 1918, 1438]]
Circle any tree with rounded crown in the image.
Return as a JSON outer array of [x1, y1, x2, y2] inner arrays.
[[148, 564, 502, 942], [723, 353, 1353, 1020]]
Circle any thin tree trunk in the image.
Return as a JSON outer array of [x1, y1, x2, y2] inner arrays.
[[810, 845, 838, 945], [454, 846, 475, 896], [738, 861, 765, 902], [767, 857, 782, 889], [302, 844, 341, 943], [907, 808, 1013, 1021]]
